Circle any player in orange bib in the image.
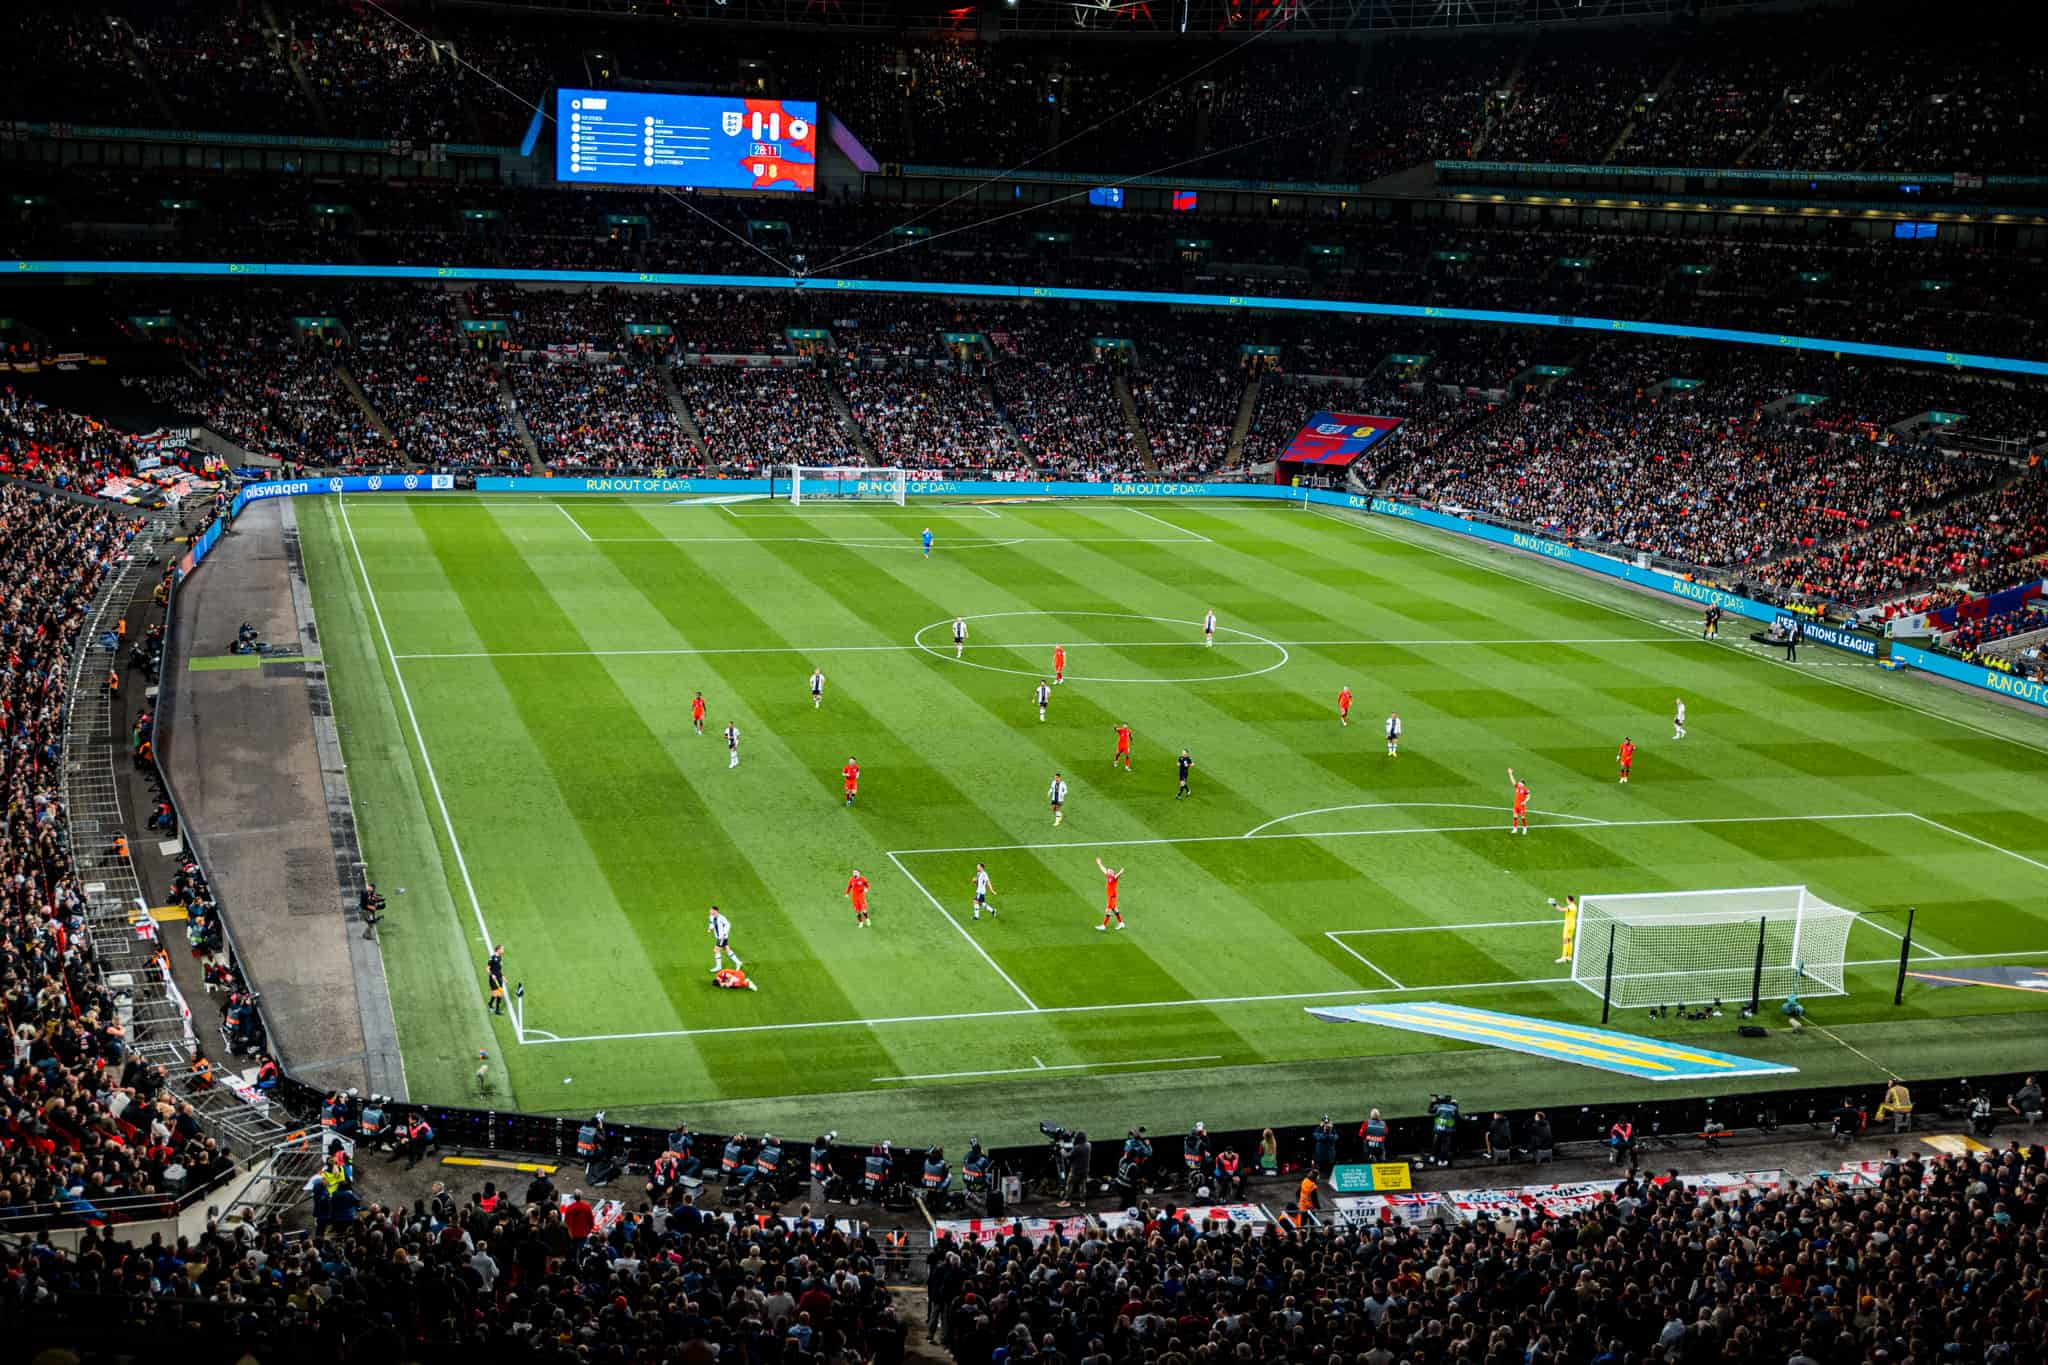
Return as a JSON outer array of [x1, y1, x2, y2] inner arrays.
[[713, 966, 757, 991], [1338, 686, 1353, 727], [1508, 768, 1530, 835], [1094, 857, 1125, 931], [1112, 723, 1132, 772], [846, 868, 871, 928], [691, 690, 706, 737], [1053, 644, 1066, 685], [1617, 737, 1636, 784], [842, 756, 860, 808]]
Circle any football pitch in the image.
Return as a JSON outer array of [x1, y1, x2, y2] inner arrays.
[[292, 494, 2048, 1142]]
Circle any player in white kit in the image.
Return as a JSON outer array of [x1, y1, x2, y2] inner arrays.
[[707, 907, 742, 971], [971, 863, 997, 920], [1673, 697, 1687, 740]]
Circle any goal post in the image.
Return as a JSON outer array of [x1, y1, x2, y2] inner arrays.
[[1569, 886, 1855, 1010], [785, 466, 908, 506]]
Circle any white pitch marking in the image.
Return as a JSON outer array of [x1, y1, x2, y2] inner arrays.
[[514, 949, 2048, 1046], [887, 810, 1916, 857], [338, 501, 508, 1030], [1323, 933, 1406, 989], [1124, 507, 1213, 542], [1330, 919, 1560, 935], [1244, 802, 1608, 838], [884, 850, 1040, 1011], [557, 503, 594, 541], [392, 638, 1686, 661], [871, 1054, 1222, 1083], [1907, 811, 2048, 877]]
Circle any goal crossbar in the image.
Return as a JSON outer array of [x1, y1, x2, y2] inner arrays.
[[1571, 885, 1854, 1010], [786, 466, 908, 506]]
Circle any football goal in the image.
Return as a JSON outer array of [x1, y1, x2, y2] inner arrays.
[[784, 466, 908, 506], [1569, 885, 1855, 1011]]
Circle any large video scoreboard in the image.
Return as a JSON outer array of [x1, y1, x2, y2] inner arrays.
[[555, 89, 817, 193]]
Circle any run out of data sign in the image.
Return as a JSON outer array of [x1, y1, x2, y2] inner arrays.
[[554, 89, 817, 193]]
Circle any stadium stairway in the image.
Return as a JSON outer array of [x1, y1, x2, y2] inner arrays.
[[114, 15, 182, 130], [1602, 56, 1685, 164], [825, 379, 880, 463], [1223, 378, 1260, 468], [271, 1, 336, 136], [1116, 374, 1156, 470], [333, 364, 397, 447], [69, 505, 317, 1194], [656, 365, 711, 459]]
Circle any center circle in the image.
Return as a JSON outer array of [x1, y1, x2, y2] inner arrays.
[[913, 611, 1291, 684]]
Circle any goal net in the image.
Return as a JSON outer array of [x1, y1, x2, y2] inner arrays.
[[1570, 885, 1855, 1009], [786, 466, 907, 506]]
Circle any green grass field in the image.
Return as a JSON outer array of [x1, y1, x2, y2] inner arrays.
[[292, 494, 2048, 1144]]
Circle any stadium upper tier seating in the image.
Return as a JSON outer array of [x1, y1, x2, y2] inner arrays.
[[0, 2, 2036, 177], [5, 174, 2043, 362]]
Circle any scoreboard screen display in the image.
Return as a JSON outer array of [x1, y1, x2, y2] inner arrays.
[[556, 89, 817, 193]]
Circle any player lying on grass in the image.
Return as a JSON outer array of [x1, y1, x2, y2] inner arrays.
[[714, 967, 757, 991]]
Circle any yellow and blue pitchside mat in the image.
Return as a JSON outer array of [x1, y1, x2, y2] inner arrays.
[[1307, 1001, 1797, 1081]]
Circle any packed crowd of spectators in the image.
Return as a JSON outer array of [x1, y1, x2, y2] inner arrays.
[[927, 1144, 2046, 1365], [1386, 358, 2010, 571], [673, 366, 854, 471], [125, 291, 392, 469], [839, 368, 1018, 472], [348, 292, 525, 471], [0, 481, 239, 1227], [507, 360, 683, 472], [1129, 352, 1247, 477], [1755, 468, 2048, 606], [1482, 35, 1666, 164], [1, 1, 2036, 178], [3, 1169, 909, 1360], [992, 328, 1143, 478]]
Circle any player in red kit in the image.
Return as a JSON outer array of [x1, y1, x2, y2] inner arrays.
[[692, 690, 706, 737], [1094, 857, 1125, 931], [1053, 645, 1066, 685], [846, 868, 870, 928], [1338, 686, 1353, 727], [1617, 737, 1635, 784], [1112, 723, 1132, 772], [841, 756, 860, 808], [1508, 768, 1530, 835]]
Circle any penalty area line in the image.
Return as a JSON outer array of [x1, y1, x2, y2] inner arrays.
[[884, 850, 1040, 1011], [1323, 933, 1406, 989], [871, 1054, 1222, 1083], [511, 948, 2048, 1047]]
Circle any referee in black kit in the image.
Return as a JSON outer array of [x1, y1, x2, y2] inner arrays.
[[1176, 748, 1194, 800]]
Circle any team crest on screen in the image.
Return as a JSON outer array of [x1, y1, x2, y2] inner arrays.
[[722, 110, 743, 136]]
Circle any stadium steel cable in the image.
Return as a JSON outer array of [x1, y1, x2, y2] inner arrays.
[[809, 8, 1319, 276], [358, 0, 796, 278], [818, 113, 1351, 278]]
